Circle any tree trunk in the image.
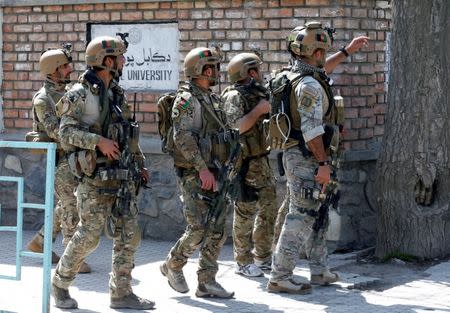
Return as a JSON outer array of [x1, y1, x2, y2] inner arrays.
[[375, 0, 450, 259]]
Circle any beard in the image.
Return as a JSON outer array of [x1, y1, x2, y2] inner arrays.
[[316, 54, 326, 68]]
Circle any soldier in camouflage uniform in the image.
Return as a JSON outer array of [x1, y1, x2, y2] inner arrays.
[[271, 33, 370, 250], [26, 47, 91, 273], [221, 53, 277, 277], [160, 47, 235, 298], [51, 35, 154, 310], [268, 22, 349, 294]]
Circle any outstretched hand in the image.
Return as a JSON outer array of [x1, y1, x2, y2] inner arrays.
[[346, 36, 369, 54]]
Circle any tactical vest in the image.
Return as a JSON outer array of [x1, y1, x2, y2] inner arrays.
[[173, 83, 234, 170], [222, 81, 270, 159]]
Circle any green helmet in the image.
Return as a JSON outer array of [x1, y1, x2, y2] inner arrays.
[[227, 53, 262, 83], [287, 21, 333, 57]]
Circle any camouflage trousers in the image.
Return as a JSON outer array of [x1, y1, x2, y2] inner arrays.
[[233, 156, 277, 265], [53, 177, 141, 298], [37, 157, 78, 245], [166, 168, 227, 283], [270, 148, 329, 282]]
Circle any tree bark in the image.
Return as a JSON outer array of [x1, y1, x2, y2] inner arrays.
[[375, 0, 450, 259]]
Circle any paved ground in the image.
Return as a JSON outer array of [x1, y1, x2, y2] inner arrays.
[[1, 231, 450, 313]]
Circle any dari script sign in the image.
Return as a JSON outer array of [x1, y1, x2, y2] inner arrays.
[[89, 22, 179, 92]]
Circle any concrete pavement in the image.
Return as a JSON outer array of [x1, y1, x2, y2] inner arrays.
[[1, 231, 450, 313]]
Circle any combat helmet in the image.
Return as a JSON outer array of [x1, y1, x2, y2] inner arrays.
[[227, 53, 263, 83], [39, 44, 72, 75], [85, 35, 127, 67], [287, 21, 334, 57], [183, 47, 221, 81]]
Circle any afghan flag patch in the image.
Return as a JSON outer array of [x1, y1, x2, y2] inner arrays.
[[177, 97, 191, 110], [198, 50, 212, 59]]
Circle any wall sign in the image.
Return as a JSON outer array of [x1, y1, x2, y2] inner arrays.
[[88, 22, 179, 92]]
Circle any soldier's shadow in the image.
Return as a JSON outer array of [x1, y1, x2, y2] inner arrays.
[[173, 295, 284, 313]]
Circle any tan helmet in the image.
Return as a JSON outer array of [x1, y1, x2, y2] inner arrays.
[[287, 21, 333, 57], [183, 47, 220, 79], [227, 53, 263, 83], [85, 36, 127, 67], [39, 49, 71, 75]]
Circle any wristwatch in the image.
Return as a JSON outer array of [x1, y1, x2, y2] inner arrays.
[[318, 161, 330, 166], [339, 46, 349, 57]]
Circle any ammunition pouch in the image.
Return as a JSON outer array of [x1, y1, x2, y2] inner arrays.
[[68, 150, 97, 179], [95, 167, 129, 181], [200, 129, 239, 168]]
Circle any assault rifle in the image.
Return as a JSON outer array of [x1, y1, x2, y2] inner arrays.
[[198, 130, 241, 235], [104, 85, 142, 238], [313, 171, 340, 232]]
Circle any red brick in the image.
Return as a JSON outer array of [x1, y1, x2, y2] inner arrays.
[[44, 23, 63, 33], [373, 104, 386, 114], [249, 9, 262, 18], [196, 20, 208, 29], [4, 72, 18, 80], [190, 31, 212, 40], [155, 10, 177, 19], [58, 13, 77, 22], [208, 0, 231, 8], [352, 8, 368, 17], [359, 128, 373, 139], [48, 14, 58, 22], [139, 103, 158, 113], [33, 25, 43, 32], [3, 109, 19, 118], [28, 14, 47, 23], [14, 63, 33, 71], [178, 10, 190, 19], [367, 116, 376, 128], [14, 43, 33, 52], [243, 0, 265, 7], [231, 20, 244, 29], [44, 5, 62, 12], [14, 100, 31, 108], [18, 110, 31, 119], [14, 119, 32, 129], [13, 7, 32, 13], [191, 10, 212, 19], [18, 15, 28, 23], [360, 108, 374, 118], [376, 115, 384, 125], [294, 8, 319, 17], [111, 12, 122, 21], [73, 4, 94, 11], [14, 81, 33, 89], [209, 20, 231, 29], [320, 7, 345, 17], [344, 129, 358, 140], [281, 0, 305, 5], [29, 33, 48, 41], [58, 33, 78, 42], [90, 12, 110, 21], [95, 3, 105, 10], [14, 25, 33, 32], [179, 21, 195, 30], [226, 31, 249, 40], [3, 51, 17, 62], [213, 9, 224, 18], [225, 10, 247, 18], [245, 20, 268, 29], [63, 5, 73, 11], [4, 120, 14, 128], [262, 8, 292, 18], [160, 2, 171, 9], [231, 0, 243, 7], [305, 0, 330, 4], [4, 15, 18, 23], [173, 2, 193, 9]]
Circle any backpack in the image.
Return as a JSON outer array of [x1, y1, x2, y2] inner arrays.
[[157, 92, 177, 154], [265, 70, 306, 150]]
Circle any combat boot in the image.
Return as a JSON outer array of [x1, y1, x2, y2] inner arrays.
[[310, 269, 339, 286], [78, 261, 91, 274], [52, 284, 78, 309], [195, 280, 234, 298], [160, 261, 189, 293], [27, 233, 60, 264], [267, 279, 312, 294], [110, 293, 155, 310]]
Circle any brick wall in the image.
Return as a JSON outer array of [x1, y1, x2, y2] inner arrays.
[[1, 0, 391, 152]]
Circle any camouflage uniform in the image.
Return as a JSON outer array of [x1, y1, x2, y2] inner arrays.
[[52, 69, 144, 299], [31, 81, 79, 246], [166, 81, 234, 283], [222, 84, 277, 266], [270, 60, 334, 282]]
